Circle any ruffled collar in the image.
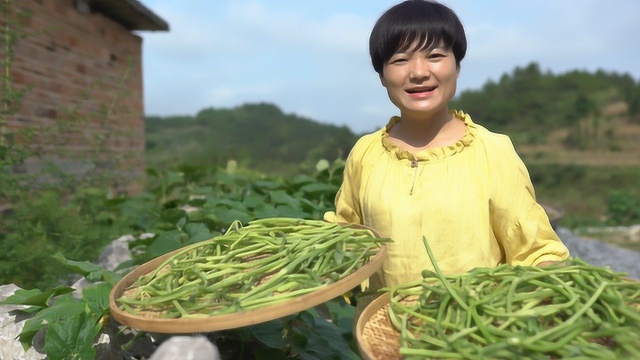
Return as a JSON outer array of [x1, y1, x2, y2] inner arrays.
[[381, 110, 478, 162]]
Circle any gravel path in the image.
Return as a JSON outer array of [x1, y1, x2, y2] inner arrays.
[[557, 227, 640, 280]]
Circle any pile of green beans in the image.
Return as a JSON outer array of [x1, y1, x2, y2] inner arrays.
[[118, 218, 389, 318], [387, 237, 640, 359]]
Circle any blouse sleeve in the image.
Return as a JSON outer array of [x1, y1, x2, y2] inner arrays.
[[323, 145, 363, 225], [489, 135, 570, 265]]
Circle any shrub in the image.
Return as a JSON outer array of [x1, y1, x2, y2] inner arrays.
[[606, 189, 640, 226]]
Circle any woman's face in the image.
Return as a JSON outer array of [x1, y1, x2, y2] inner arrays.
[[381, 41, 459, 121]]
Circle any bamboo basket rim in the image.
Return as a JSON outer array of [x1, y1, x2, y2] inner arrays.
[[109, 224, 387, 334], [355, 275, 639, 360], [355, 293, 400, 360]]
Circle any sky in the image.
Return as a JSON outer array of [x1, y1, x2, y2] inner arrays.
[[136, 0, 640, 134]]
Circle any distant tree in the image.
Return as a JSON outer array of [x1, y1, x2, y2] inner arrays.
[[452, 62, 637, 146], [145, 103, 359, 171], [574, 94, 594, 118]]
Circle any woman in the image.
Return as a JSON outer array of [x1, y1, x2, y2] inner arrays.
[[324, 0, 569, 293]]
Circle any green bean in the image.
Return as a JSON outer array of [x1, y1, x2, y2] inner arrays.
[[387, 236, 640, 358], [421, 237, 469, 311], [118, 217, 391, 318]]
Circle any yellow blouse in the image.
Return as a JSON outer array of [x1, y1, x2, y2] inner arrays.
[[324, 110, 570, 288]]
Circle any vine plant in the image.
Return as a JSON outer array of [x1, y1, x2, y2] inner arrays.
[[0, 0, 143, 290], [0, 0, 32, 201]]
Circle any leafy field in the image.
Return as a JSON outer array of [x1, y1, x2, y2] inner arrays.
[[528, 164, 640, 228], [3, 3, 639, 357], [3, 157, 639, 359], [1, 160, 370, 359]]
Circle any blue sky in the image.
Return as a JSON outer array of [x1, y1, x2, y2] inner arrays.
[[136, 1, 640, 133]]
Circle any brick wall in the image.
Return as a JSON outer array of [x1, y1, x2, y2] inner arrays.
[[3, 0, 146, 194]]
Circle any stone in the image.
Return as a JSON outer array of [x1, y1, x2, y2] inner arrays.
[[629, 224, 640, 241], [0, 284, 47, 360], [97, 234, 136, 271], [557, 227, 640, 280], [149, 336, 220, 360], [72, 233, 153, 298], [95, 232, 154, 272], [2, 227, 639, 359]]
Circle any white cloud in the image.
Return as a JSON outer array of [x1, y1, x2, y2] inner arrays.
[[223, 2, 370, 56], [139, 0, 640, 133]]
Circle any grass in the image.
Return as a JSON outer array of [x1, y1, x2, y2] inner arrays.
[[573, 226, 640, 252], [516, 106, 640, 230], [518, 102, 640, 166], [528, 164, 640, 229]]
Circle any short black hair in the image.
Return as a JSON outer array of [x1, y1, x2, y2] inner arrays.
[[369, 0, 467, 74]]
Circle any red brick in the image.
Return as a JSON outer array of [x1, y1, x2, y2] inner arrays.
[[5, 0, 148, 195]]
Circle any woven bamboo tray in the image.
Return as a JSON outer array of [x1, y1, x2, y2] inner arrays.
[[355, 293, 400, 360], [109, 229, 386, 334], [355, 279, 640, 360]]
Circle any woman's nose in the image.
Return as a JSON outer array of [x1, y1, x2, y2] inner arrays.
[[409, 60, 430, 81]]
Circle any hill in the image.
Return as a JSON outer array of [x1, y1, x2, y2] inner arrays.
[[144, 64, 640, 226], [450, 62, 640, 166], [518, 101, 640, 166], [146, 62, 640, 169], [145, 102, 358, 173]]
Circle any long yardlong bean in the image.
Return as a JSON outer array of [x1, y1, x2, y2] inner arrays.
[[118, 218, 390, 318], [387, 236, 640, 359]]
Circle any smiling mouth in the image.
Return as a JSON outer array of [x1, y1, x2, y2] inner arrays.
[[406, 86, 436, 94]]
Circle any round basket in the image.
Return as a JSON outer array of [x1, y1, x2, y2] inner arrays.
[[355, 293, 400, 360], [109, 226, 387, 334], [354, 278, 640, 360]]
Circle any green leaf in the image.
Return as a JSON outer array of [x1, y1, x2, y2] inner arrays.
[[145, 167, 159, 177], [252, 179, 283, 190], [242, 193, 269, 208], [187, 210, 223, 229], [19, 297, 85, 350], [252, 203, 280, 218], [53, 252, 103, 278], [309, 319, 360, 360], [246, 320, 286, 350], [275, 205, 309, 219], [113, 259, 137, 272], [288, 174, 316, 186], [213, 208, 253, 225], [103, 196, 128, 207], [165, 171, 185, 187], [160, 208, 187, 226], [176, 216, 187, 229], [43, 311, 101, 360], [53, 252, 116, 284], [323, 299, 357, 336], [184, 222, 215, 243], [299, 183, 337, 194], [186, 197, 206, 207], [145, 230, 184, 258], [254, 348, 289, 360], [269, 190, 299, 207], [297, 198, 322, 213], [0, 285, 73, 309], [128, 234, 157, 249], [81, 283, 112, 317], [209, 198, 246, 209], [99, 269, 122, 286], [289, 311, 360, 360]]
